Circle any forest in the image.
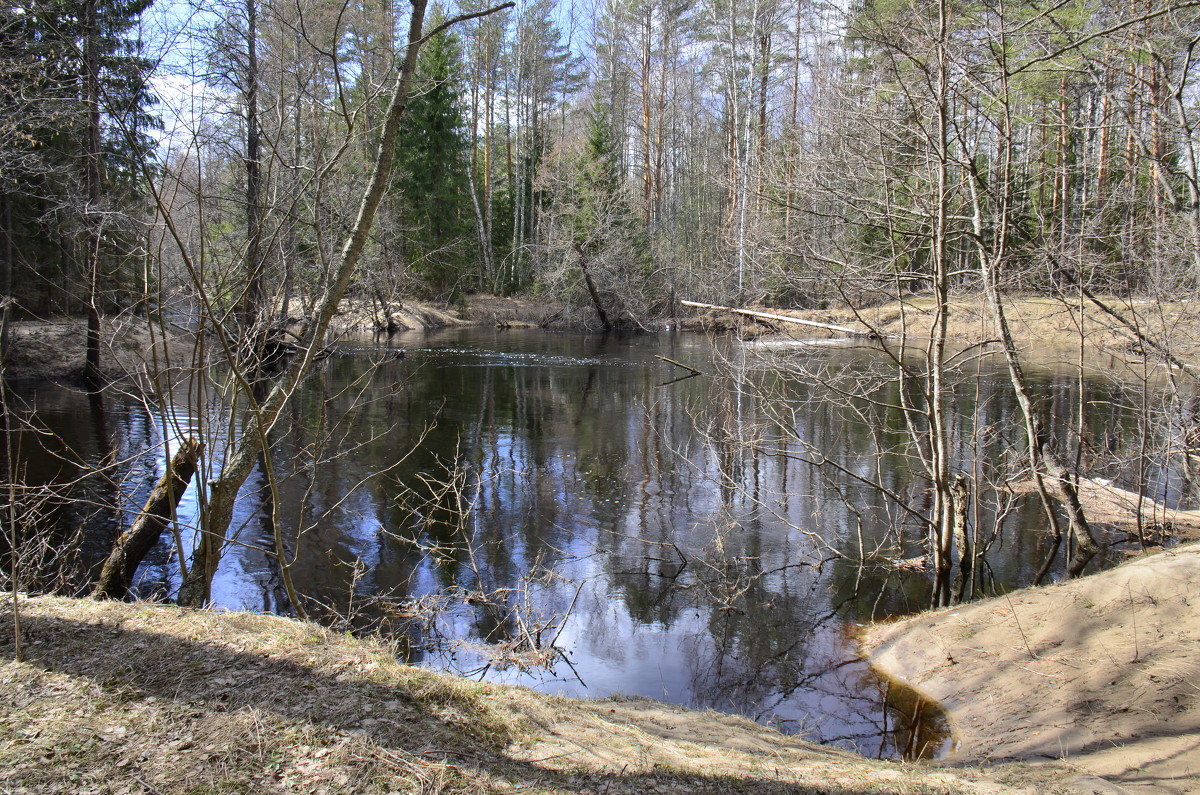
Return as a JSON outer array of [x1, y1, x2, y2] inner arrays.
[[1, 0, 1199, 618], [3, 0, 1197, 326], [1, 0, 1200, 783]]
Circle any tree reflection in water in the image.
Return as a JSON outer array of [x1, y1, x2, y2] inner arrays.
[[10, 327, 1176, 759]]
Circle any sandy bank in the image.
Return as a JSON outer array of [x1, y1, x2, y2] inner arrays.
[[2, 316, 182, 384], [0, 298, 466, 384], [318, 297, 469, 335], [0, 294, 579, 384], [725, 295, 1200, 368], [865, 543, 1200, 794]]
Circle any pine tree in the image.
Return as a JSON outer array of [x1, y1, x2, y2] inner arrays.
[[569, 102, 628, 252], [542, 98, 657, 328]]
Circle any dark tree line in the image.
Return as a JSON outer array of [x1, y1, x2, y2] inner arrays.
[[1, 0, 156, 323], [2, 0, 1199, 334]]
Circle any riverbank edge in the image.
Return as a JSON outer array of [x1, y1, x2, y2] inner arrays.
[[863, 541, 1200, 795], [8, 292, 1199, 385], [0, 295, 564, 385], [1, 593, 1064, 795], [0, 297, 470, 385]]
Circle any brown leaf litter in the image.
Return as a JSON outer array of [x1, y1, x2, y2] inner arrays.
[[1, 595, 1038, 794]]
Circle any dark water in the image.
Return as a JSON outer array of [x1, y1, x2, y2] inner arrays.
[[8, 327, 1177, 759]]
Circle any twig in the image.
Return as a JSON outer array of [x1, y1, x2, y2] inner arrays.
[[416, 2, 515, 47], [134, 777, 167, 795], [602, 764, 629, 794], [1005, 592, 1037, 659], [549, 581, 585, 649], [2, 378, 22, 663]]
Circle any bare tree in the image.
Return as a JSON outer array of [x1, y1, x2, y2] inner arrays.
[[111, 0, 513, 607]]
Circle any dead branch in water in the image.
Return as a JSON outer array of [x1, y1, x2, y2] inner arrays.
[[655, 355, 702, 375]]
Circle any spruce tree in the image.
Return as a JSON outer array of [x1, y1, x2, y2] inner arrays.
[[0, 0, 156, 319], [391, 13, 473, 301]]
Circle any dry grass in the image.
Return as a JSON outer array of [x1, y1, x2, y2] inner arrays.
[[1, 597, 514, 794], [0, 595, 1042, 794], [799, 294, 1200, 366]]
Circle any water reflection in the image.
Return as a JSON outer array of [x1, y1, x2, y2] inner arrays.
[[7, 328, 1181, 759]]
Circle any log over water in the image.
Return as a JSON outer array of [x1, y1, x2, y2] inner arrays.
[[680, 300, 870, 336], [92, 437, 202, 600]]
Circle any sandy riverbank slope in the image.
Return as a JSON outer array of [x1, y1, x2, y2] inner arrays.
[[1, 298, 466, 384], [866, 543, 1200, 794], [722, 294, 1200, 366]]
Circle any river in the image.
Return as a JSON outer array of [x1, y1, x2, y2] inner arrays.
[[9, 326, 1179, 759]]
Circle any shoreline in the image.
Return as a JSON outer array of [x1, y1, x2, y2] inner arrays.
[[4, 294, 1198, 791], [7, 292, 1200, 385], [1, 593, 1036, 794], [863, 542, 1200, 794], [5, 548, 1193, 793]]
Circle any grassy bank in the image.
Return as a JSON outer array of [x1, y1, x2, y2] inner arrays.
[[0, 595, 1044, 794]]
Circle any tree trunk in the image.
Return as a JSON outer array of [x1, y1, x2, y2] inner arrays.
[[92, 437, 202, 600], [929, 0, 954, 609], [243, 0, 264, 335], [971, 3, 1099, 582], [1044, 443, 1100, 577], [573, 242, 611, 331], [1, 191, 11, 364], [951, 473, 972, 603], [176, 0, 513, 607], [83, 0, 103, 391]]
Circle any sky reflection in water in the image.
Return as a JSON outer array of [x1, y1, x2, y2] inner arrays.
[[16, 327, 1166, 759]]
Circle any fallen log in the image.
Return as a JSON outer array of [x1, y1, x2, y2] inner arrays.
[[574, 242, 612, 332], [1075, 478, 1200, 539], [680, 300, 869, 336], [655, 354, 702, 375], [1009, 475, 1200, 541]]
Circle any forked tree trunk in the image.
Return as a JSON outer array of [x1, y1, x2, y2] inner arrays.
[[92, 437, 202, 600]]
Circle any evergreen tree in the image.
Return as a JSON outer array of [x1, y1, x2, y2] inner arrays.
[[0, 0, 156, 319], [391, 13, 473, 301], [572, 103, 627, 250], [542, 98, 657, 328]]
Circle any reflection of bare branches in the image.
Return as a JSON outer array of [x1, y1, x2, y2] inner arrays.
[[1, 480, 81, 593], [372, 454, 581, 676], [700, 339, 1107, 607], [0, 396, 109, 595]]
